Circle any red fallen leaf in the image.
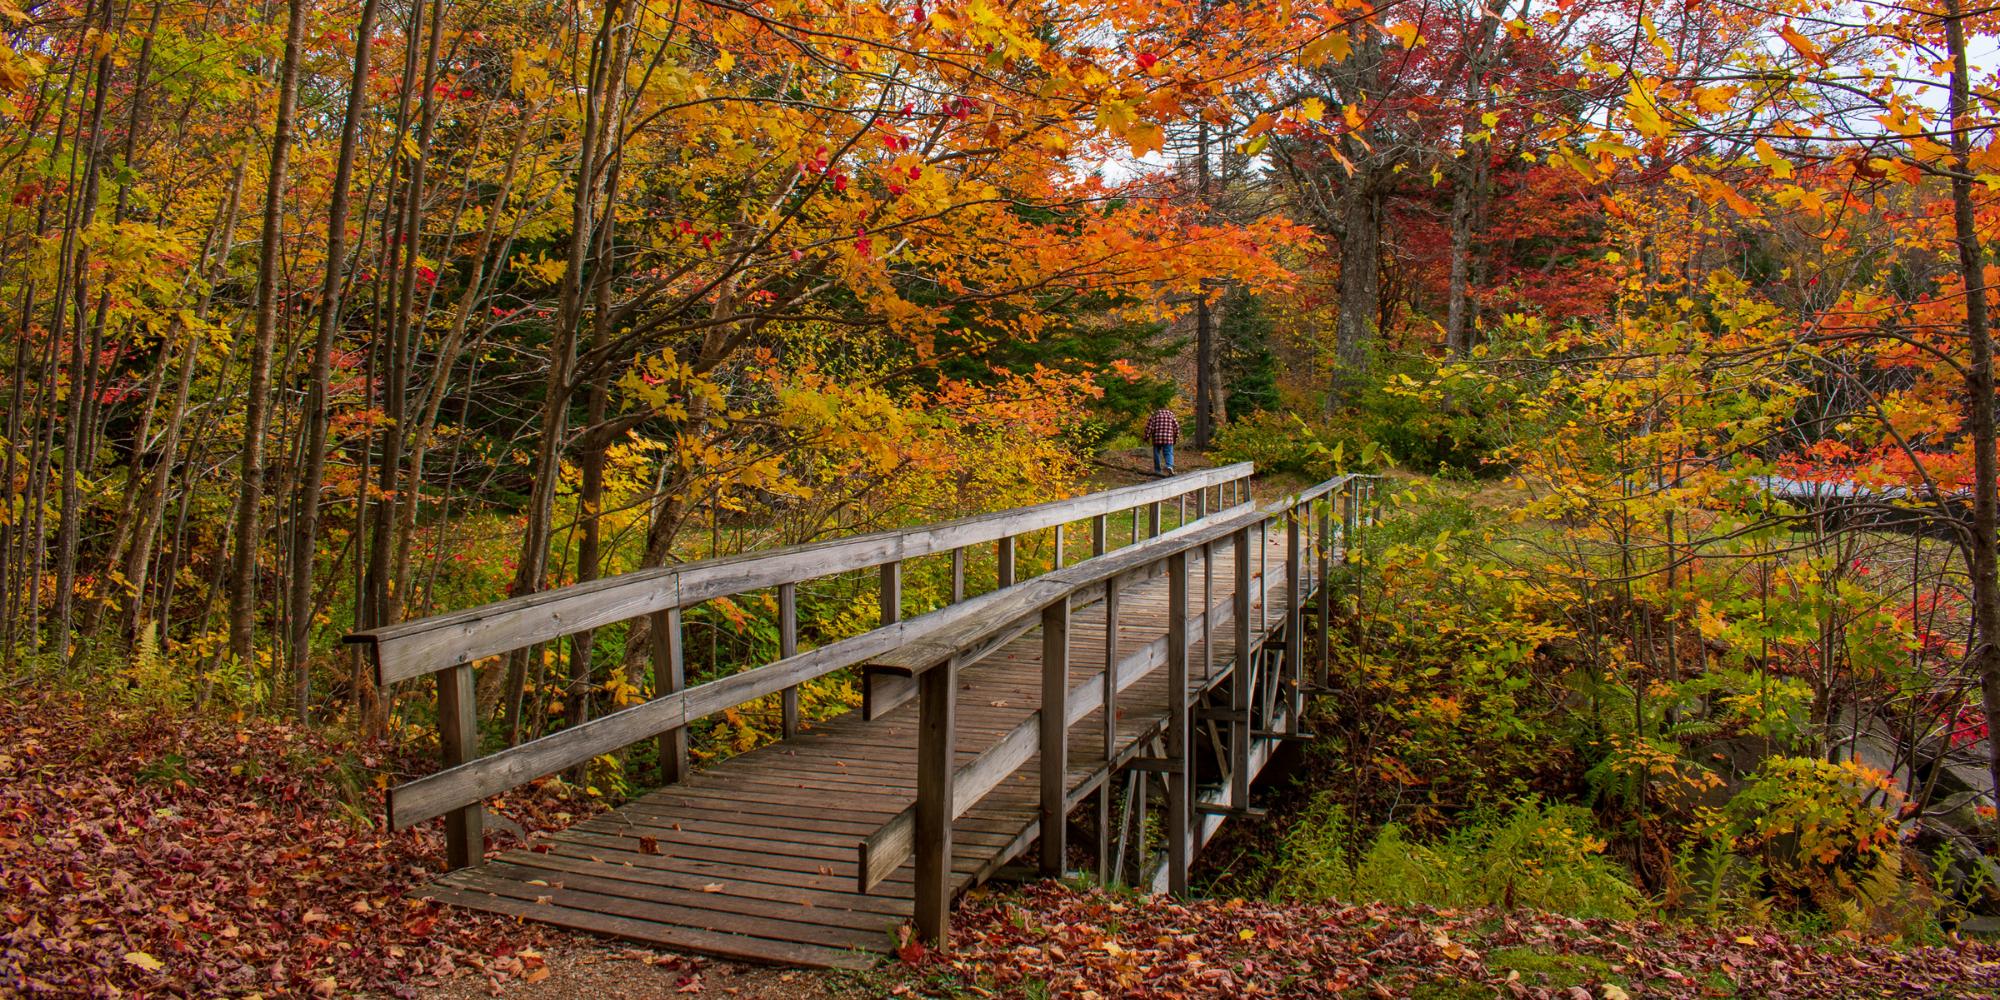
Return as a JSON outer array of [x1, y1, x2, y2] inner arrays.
[[637, 835, 660, 855]]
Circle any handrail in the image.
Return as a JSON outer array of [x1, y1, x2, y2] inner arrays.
[[350, 462, 1258, 861], [866, 471, 1378, 944], [347, 462, 1254, 685]]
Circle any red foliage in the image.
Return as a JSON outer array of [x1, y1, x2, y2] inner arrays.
[[0, 690, 602, 997]]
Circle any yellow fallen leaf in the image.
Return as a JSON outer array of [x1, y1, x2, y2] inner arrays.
[[1238, 928, 1255, 940], [702, 882, 725, 892], [1735, 935, 1758, 945], [124, 951, 165, 972]]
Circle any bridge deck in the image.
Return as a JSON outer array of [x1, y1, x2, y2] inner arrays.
[[421, 529, 1302, 968]]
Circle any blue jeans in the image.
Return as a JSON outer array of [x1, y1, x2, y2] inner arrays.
[[1152, 443, 1174, 473]]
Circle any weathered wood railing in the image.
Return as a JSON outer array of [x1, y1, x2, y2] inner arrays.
[[346, 463, 1257, 869], [853, 471, 1377, 946]]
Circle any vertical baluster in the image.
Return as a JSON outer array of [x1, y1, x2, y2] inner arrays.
[[951, 546, 966, 603], [438, 662, 481, 870], [1230, 526, 1252, 808], [1285, 504, 1303, 731], [652, 607, 686, 785], [1091, 514, 1107, 557], [997, 535, 1016, 587], [1039, 601, 1070, 876], [1165, 549, 1190, 896], [914, 658, 956, 947], [780, 582, 799, 738], [1147, 500, 1162, 538], [864, 561, 907, 720], [1318, 495, 1333, 688], [1053, 523, 1066, 570]]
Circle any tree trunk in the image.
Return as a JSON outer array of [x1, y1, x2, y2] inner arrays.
[[289, 0, 379, 722], [227, 0, 309, 667], [1943, 0, 2000, 810]]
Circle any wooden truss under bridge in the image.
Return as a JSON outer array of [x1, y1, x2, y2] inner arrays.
[[346, 465, 1379, 969]]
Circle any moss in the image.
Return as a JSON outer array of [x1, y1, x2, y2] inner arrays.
[[1488, 946, 1623, 990]]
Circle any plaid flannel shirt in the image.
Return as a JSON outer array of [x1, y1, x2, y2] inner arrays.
[[1145, 409, 1181, 446]]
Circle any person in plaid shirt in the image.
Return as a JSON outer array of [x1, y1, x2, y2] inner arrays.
[[1144, 406, 1181, 475]]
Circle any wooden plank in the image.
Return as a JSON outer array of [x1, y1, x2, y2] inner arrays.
[[349, 464, 1257, 684], [470, 861, 904, 937], [446, 868, 888, 950], [489, 851, 913, 917], [419, 883, 878, 969]]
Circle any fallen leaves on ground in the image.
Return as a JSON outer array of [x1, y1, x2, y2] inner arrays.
[[890, 882, 2000, 998], [0, 689, 605, 997]]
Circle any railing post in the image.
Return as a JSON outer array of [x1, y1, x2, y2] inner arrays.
[[1103, 580, 1120, 765], [1098, 576, 1119, 886], [951, 546, 966, 603], [1052, 523, 1066, 570], [1166, 550, 1190, 896], [997, 535, 1016, 587], [1318, 496, 1333, 688], [1129, 506, 1140, 545], [865, 562, 907, 720], [1198, 485, 1210, 518], [651, 607, 686, 785], [1147, 501, 1162, 538], [1285, 504, 1303, 731], [1039, 601, 1070, 876], [915, 658, 957, 948], [779, 582, 800, 737], [1091, 514, 1107, 557], [1201, 540, 1215, 679], [1230, 526, 1252, 808], [438, 661, 482, 870]]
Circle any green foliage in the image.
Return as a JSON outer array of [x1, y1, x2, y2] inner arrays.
[[1210, 409, 1381, 479], [1273, 794, 1642, 920], [1219, 287, 1279, 419]]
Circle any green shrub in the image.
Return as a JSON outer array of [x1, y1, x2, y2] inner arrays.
[[1210, 409, 1379, 479], [1273, 795, 1641, 920]]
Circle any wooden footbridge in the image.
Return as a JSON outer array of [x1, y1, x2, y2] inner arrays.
[[348, 465, 1376, 968]]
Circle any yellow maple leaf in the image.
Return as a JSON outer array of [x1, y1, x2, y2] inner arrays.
[[1301, 32, 1352, 66], [1386, 21, 1421, 48]]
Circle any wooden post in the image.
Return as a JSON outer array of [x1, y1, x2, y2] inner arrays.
[[651, 607, 686, 785], [1285, 505, 1303, 730], [997, 535, 1015, 588], [779, 582, 799, 737], [1230, 526, 1252, 808], [1201, 540, 1215, 679], [951, 546, 965, 603], [1147, 501, 1162, 538], [1318, 497, 1333, 687], [1053, 523, 1066, 570], [1198, 485, 1210, 519], [1039, 601, 1070, 876], [1103, 581, 1120, 765], [914, 658, 957, 948], [1165, 550, 1190, 896], [881, 560, 902, 625], [865, 562, 907, 720], [438, 662, 482, 870], [1091, 515, 1107, 557], [1130, 507, 1140, 545]]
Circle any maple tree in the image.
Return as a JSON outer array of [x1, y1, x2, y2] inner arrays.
[[9, 0, 2000, 985]]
